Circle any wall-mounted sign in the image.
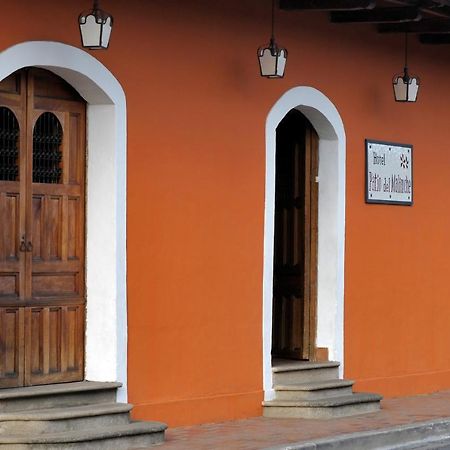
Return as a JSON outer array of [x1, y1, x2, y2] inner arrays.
[[365, 139, 413, 206]]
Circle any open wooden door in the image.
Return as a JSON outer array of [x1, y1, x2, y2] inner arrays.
[[0, 68, 86, 388], [272, 109, 319, 361]]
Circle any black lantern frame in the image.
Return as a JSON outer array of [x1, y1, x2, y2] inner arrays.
[[79, 0, 114, 50], [257, 0, 287, 78], [393, 33, 420, 102]]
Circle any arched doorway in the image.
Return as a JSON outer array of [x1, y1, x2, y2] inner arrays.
[[0, 41, 128, 401], [272, 109, 318, 362], [0, 68, 86, 388], [263, 87, 346, 401]]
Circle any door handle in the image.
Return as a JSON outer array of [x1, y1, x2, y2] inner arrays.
[[19, 236, 33, 252], [19, 236, 26, 252]]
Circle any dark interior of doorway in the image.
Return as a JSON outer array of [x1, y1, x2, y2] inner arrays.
[[271, 109, 319, 362]]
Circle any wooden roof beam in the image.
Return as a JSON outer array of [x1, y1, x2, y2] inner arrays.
[[279, 0, 375, 11], [330, 6, 422, 23], [419, 32, 450, 43], [378, 20, 450, 33], [379, 0, 450, 19]]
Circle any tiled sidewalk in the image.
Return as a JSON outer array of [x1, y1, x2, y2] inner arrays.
[[161, 390, 450, 449]]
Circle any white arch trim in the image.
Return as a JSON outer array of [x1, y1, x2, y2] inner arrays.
[[0, 41, 128, 401], [263, 87, 346, 400]]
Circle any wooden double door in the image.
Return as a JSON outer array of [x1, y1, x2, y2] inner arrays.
[[272, 109, 319, 361], [0, 68, 86, 388]]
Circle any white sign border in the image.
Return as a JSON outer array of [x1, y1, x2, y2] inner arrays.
[[365, 139, 413, 206]]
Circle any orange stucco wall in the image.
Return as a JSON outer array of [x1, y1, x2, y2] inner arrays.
[[3, 0, 450, 427]]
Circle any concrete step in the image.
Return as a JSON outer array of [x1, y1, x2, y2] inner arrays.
[[274, 379, 354, 401], [391, 436, 450, 449], [263, 392, 382, 419], [272, 361, 340, 385], [0, 420, 167, 449], [404, 437, 450, 449], [0, 402, 132, 433], [267, 417, 450, 450], [0, 381, 121, 412]]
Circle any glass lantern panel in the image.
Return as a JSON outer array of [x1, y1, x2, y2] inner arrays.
[[408, 78, 419, 102], [101, 17, 112, 48], [80, 15, 102, 48], [259, 48, 277, 77], [276, 49, 287, 77], [393, 78, 407, 102]]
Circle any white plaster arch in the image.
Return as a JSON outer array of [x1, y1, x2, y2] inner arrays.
[[263, 87, 346, 400], [0, 41, 128, 401]]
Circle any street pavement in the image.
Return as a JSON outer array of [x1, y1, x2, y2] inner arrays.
[[161, 390, 450, 449]]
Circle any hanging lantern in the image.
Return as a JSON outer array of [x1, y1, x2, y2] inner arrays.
[[393, 33, 419, 102], [258, 0, 288, 78], [79, 0, 113, 50], [258, 38, 287, 78], [393, 69, 420, 102]]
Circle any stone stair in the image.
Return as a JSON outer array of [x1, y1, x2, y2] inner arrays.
[[0, 381, 167, 449], [263, 360, 382, 419]]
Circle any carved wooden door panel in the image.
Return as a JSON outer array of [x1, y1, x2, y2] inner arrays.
[[0, 69, 86, 388], [0, 73, 28, 387], [272, 110, 318, 361]]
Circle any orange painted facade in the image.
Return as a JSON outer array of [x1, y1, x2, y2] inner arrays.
[[1, 0, 450, 428]]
